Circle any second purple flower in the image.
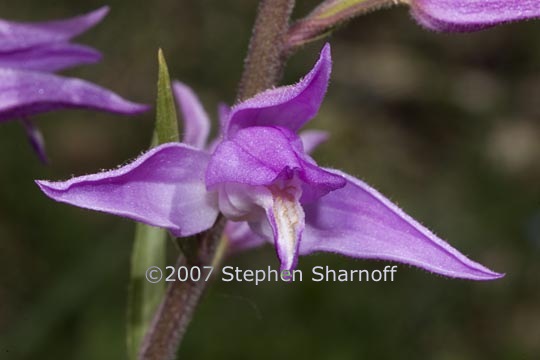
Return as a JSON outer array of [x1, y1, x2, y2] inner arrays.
[[0, 6, 149, 161]]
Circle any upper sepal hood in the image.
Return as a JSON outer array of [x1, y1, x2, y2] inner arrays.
[[225, 43, 331, 137]]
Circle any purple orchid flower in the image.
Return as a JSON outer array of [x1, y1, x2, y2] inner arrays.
[[410, 0, 540, 32], [0, 6, 148, 162], [37, 44, 502, 280]]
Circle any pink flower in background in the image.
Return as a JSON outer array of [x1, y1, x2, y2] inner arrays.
[[411, 0, 540, 32], [0, 6, 148, 161]]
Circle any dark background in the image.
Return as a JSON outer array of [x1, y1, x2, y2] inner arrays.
[[1, 1, 539, 359]]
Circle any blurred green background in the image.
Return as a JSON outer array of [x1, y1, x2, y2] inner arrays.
[[1, 1, 539, 359]]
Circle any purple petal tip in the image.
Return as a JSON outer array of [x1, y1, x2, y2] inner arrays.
[[21, 120, 49, 164], [36, 179, 75, 197], [226, 43, 333, 136], [300, 170, 505, 281], [321, 42, 331, 56], [84, 6, 110, 25], [115, 102, 151, 116], [36, 180, 69, 204]]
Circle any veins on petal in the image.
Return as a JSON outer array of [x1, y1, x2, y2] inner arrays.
[[267, 177, 305, 271]]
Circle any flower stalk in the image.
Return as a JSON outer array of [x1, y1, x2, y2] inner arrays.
[[285, 0, 399, 52], [138, 216, 226, 360], [238, 0, 295, 101]]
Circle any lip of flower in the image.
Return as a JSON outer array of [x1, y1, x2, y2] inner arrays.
[[206, 124, 347, 271], [410, 0, 540, 32], [36, 43, 503, 280]]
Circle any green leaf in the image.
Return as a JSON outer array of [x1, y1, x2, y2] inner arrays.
[[155, 48, 180, 144], [127, 222, 167, 360], [127, 50, 181, 360]]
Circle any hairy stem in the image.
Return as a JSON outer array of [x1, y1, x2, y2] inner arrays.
[[138, 1, 295, 359], [138, 216, 226, 360], [237, 0, 295, 100]]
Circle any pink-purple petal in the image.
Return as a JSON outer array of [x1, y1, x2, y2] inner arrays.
[[299, 130, 329, 154], [207, 126, 304, 187], [298, 161, 345, 203], [0, 6, 109, 52], [300, 169, 503, 280], [411, 0, 540, 32], [173, 81, 211, 149], [0, 43, 101, 72], [21, 118, 48, 164], [36, 143, 219, 237], [225, 43, 331, 137], [0, 67, 149, 122], [225, 220, 267, 253], [217, 102, 230, 133], [206, 126, 345, 199]]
